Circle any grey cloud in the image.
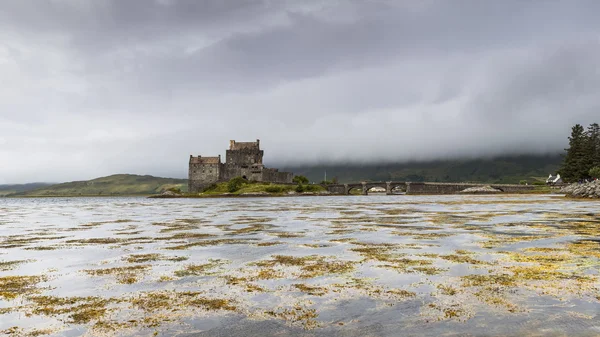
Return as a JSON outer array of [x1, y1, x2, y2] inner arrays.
[[1, 0, 600, 183]]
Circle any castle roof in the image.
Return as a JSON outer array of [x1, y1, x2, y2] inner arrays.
[[230, 139, 260, 150], [190, 156, 221, 164]]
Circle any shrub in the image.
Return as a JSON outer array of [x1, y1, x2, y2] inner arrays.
[[304, 185, 321, 192], [202, 184, 218, 192], [227, 177, 247, 193], [295, 184, 305, 193], [265, 185, 284, 193], [320, 180, 333, 185], [590, 166, 600, 179], [519, 180, 528, 185], [167, 187, 182, 194], [292, 175, 309, 185]]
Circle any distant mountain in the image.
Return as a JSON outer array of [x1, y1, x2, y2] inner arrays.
[[9, 174, 187, 197], [0, 183, 54, 197], [282, 154, 562, 184]]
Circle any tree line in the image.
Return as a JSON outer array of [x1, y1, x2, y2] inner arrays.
[[559, 123, 600, 182]]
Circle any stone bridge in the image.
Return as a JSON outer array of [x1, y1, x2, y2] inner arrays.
[[324, 181, 534, 195]]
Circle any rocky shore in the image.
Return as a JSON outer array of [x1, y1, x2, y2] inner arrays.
[[560, 180, 600, 198]]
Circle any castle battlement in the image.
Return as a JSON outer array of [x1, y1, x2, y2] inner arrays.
[[229, 139, 260, 151], [188, 139, 293, 193], [189, 155, 221, 164]]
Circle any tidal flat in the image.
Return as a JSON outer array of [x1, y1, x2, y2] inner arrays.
[[0, 195, 599, 336]]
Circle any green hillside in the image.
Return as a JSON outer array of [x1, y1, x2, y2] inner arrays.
[[11, 174, 187, 197], [0, 183, 53, 197], [283, 154, 562, 184]]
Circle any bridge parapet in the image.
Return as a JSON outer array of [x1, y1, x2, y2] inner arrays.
[[405, 182, 534, 195], [324, 182, 534, 195]]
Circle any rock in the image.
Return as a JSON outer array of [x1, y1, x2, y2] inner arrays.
[[149, 190, 183, 198], [458, 186, 502, 194], [561, 181, 600, 198], [241, 192, 269, 196]]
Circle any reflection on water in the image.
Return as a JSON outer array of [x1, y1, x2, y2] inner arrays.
[[0, 195, 599, 336]]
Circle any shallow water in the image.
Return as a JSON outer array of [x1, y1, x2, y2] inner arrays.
[[0, 195, 599, 336]]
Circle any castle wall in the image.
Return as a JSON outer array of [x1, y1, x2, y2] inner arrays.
[[188, 162, 220, 193], [225, 149, 264, 166], [261, 168, 294, 184]]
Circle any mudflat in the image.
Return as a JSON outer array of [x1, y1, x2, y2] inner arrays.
[[0, 195, 599, 336]]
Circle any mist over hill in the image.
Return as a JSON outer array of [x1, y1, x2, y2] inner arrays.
[[283, 154, 561, 184]]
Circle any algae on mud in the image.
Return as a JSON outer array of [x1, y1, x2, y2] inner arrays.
[[0, 195, 599, 336]]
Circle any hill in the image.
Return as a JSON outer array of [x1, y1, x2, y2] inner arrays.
[[0, 183, 53, 197], [10, 174, 187, 197], [282, 154, 562, 184]]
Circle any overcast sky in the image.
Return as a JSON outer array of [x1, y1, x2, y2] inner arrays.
[[1, 0, 600, 183]]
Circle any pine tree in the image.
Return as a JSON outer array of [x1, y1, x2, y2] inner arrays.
[[560, 124, 589, 182], [587, 123, 600, 167]]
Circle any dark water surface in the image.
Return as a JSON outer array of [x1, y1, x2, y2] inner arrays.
[[0, 195, 599, 336]]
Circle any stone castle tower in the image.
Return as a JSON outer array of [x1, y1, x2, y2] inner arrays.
[[188, 139, 293, 193]]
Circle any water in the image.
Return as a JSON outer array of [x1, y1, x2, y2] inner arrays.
[[0, 195, 599, 336]]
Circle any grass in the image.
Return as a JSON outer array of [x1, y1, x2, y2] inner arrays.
[[195, 181, 326, 196]]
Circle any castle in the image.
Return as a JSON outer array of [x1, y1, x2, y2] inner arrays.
[[188, 139, 294, 193]]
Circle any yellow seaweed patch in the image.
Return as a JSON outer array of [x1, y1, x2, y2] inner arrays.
[[437, 284, 458, 296], [461, 273, 517, 287], [82, 265, 151, 284], [154, 232, 215, 241], [252, 255, 356, 278], [164, 238, 257, 250], [0, 327, 57, 337], [413, 266, 447, 275], [0, 259, 33, 271], [229, 223, 272, 235], [124, 253, 187, 263], [174, 259, 229, 277], [567, 240, 600, 259], [440, 254, 490, 265], [0, 275, 48, 300], [130, 291, 236, 312], [427, 302, 470, 321], [265, 304, 319, 330], [224, 276, 266, 292], [268, 232, 306, 238], [27, 295, 120, 324], [293, 284, 328, 296], [256, 241, 284, 247], [380, 208, 419, 215]]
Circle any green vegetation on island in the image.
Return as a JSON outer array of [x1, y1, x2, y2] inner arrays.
[[189, 176, 325, 196], [8, 174, 187, 197]]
